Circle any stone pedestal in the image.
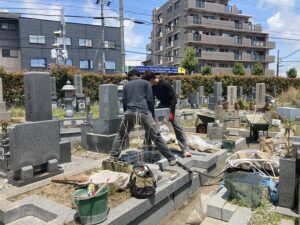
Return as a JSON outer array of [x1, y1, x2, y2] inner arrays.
[[278, 158, 297, 209]]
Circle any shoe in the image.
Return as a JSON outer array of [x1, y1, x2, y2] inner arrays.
[[109, 155, 119, 161], [169, 158, 179, 166]]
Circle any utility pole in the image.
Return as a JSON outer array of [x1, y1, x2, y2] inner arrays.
[[100, 0, 106, 75], [276, 49, 280, 77], [61, 7, 67, 65], [119, 0, 125, 74]]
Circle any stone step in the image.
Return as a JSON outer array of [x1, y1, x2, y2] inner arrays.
[[207, 188, 228, 220], [7, 216, 49, 225], [228, 207, 252, 225], [201, 217, 229, 225], [280, 219, 295, 225]]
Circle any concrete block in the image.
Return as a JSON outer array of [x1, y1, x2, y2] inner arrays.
[[20, 166, 33, 181], [275, 206, 299, 218], [222, 202, 238, 222], [59, 141, 71, 164], [276, 107, 300, 121], [81, 123, 92, 149], [207, 193, 227, 220], [173, 184, 190, 209], [156, 158, 169, 171], [229, 207, 252, 225], [47, 159, 59, 173], [280, 219, 295, 225], [201, 217, 228, 225]]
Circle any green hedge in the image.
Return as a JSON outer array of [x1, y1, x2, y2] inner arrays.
[[1, 65, 300, 104]]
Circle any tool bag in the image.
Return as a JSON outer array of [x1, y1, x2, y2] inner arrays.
[[129, 162, 157, 199]]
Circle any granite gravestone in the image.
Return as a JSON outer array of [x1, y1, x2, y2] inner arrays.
[[256, 83, 266, 107], [173, 80, 182, 109], [271, 85, 277, 98], [215, 104, 225, 123], [73, 74, 86, 113], [208, 82, 222, 110], [24, 72, 52, 122], [0, 78, 11, 120], [189, 92, 199, 109], [198, 86, 205, 105], [4, 72, 65, 184], [227, 86, 237, 110], [237, 86, 243, 99], [83, 84, 126, 153], [50, 77, 58, 109]]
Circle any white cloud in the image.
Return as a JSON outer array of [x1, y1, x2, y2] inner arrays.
[[259, 0, 296, 8]]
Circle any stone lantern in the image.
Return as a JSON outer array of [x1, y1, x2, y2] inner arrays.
[[61, 80, 76, 118]]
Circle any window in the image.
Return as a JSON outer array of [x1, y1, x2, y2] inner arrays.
[[174, 33, 179, 41], [173, 49, 179, 56], [57, 37, 72, 46], [80, 60, 93, 70], [66, 59, 73, 66], [29, 35, 46, 44], [1, 23, 8, 30], [2, 49, 18, 58], [175, 1, 180, 9], [31, 58, 46, 68], [173, 18, 179, 26], [79, 39, 93, 47]]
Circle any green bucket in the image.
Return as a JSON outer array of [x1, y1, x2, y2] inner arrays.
[[73, 187, 109, 225], [222, 140, 235, 152]]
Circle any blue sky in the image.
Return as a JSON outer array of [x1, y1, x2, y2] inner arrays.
[[1, 0, 300, 75]]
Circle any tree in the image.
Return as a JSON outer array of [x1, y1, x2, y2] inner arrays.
[[252, 63, 264, 76], [232, 62, 245, 76], [202, 65, 212, 75], [287, 67, 297, 78], [181, 47, 198, 75]]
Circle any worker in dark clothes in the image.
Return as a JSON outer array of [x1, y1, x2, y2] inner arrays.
[[110, 70, 178, 166], [143, 71, 192, 158]]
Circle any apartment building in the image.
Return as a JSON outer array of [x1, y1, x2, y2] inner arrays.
[[0, 12, 121, 73], [146, 0, 276, 76]]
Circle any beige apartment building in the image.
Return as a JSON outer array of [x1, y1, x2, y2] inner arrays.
[[145, 0, 276, 76]]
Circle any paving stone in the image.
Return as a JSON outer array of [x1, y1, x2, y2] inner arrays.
[[222, 202, 238, 222], [47, 159, 58, 173], [7, 216, 48, 225], [275, 206, 300, 218], [20, 166, 33, 181], [228, 207, 252, 225]]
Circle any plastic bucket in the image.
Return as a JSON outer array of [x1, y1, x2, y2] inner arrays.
[[73, 187, 109, 225], [222, 140, 235, 152]]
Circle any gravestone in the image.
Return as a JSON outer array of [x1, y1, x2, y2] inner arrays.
[[215, 104, 225, 123], [227, 86, 237, 110], [251, 86, 256, 100], [256, 83, 266, 107], [208, 82, 222, 110], [73, 74, 86, 113], [83, 84, 127, 153], [189, 92, 199, 109], [24, 72, 52, 122], [198, 86, 205, 105], [173, 80, 182, 109], [50, 77, 58, 109], [1, 72, 67, 185], [271, 85, 277, 98], [207, 123, 224, 140], [237, 86, 243, 99], [0, 78, 11, 120]]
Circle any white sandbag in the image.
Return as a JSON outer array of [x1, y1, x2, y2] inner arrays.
[[185, 195, 205, 225], [187, 135, 217, 152], [88, 170, 130, 189]]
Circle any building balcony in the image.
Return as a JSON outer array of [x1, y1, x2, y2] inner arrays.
[[155, 32, 163, 39], [265, 55, 275, 63], [166, 56, 174, 63], [197, 51, 235, 61], [146, 43, 152, 51], [211, 67, 252, 75], [166, 41, 174, 48], [187, 0, 245, 16], [155, 46, 163, 52], [146, 54, 152, 61]]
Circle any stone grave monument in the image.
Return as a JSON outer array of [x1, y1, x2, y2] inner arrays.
[[208, 82, 222, 110], [256, 83, 266, 107], [0, 72, 71, 186], [82, 84, 128, 153], [198, 85, 205, 105], [172, 80, 182, 109], [189, 92, 200, 109], [50, 77, 58, 109], [207, 122, 224, 140], [73, 74, 86, 113], [237, 86, 243, 99], [227, 86, 237, 110], [0, 78, 11, 120]]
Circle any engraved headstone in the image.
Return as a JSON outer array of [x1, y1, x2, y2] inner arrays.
[[237, 86, 243, 98], [50, 77, 58, 109], [256, 83, 266, 107], [99, 84, 119, 120], [24, 72, 52, 122], [73, 74, 86, 113], [198, 86, 205, 105], [227, 86, 237, 109]]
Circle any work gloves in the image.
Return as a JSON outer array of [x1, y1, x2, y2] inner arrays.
[[168, 112, 175, 122]]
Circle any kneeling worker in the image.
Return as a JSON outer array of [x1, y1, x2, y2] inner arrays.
[[110, 70, 178, 166], [143, 71, 192, 158]]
